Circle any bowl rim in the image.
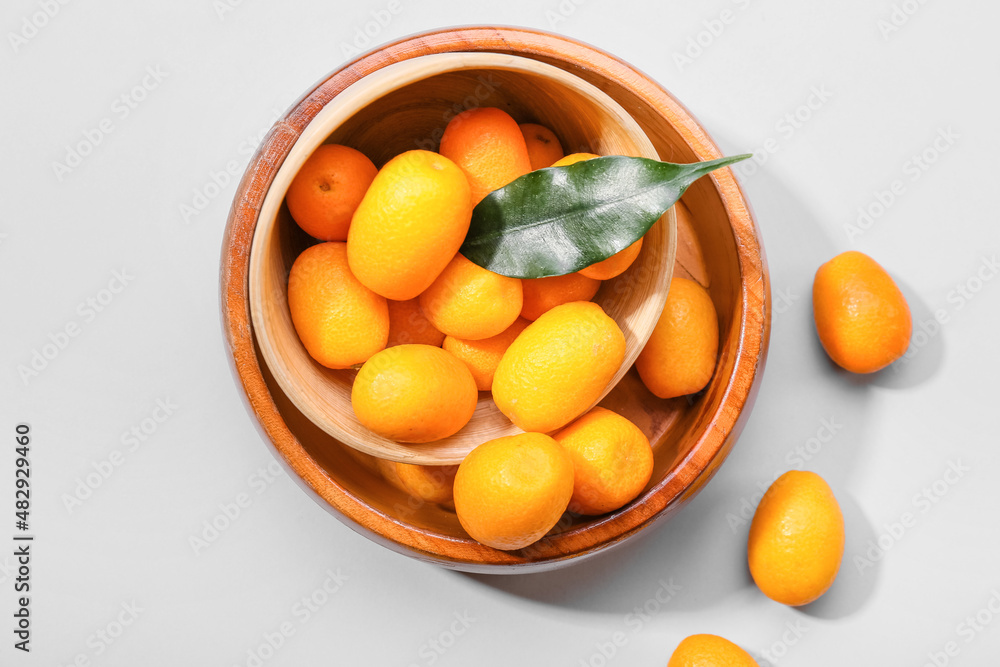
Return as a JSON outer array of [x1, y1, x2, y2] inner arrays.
[[220, 26, 770, 573], [246, 50, 677, 465]]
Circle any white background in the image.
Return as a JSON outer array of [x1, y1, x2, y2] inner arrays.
[[2, 1, 999, 665]]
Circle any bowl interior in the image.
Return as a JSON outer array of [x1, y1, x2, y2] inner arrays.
[[249, 52, 676, 465]]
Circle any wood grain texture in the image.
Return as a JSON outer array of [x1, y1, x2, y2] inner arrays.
[[247, 52, 676, 465], [220, 27, 770, 572]]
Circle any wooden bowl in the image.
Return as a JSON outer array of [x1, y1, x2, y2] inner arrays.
[[221, 27, 769, 573], [248, 52, 676, 465]]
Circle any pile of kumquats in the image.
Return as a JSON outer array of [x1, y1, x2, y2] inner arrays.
[[281, 105, 913, 666]]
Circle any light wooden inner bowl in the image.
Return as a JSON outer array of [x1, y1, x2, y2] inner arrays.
[[248, 52, 677, 465]]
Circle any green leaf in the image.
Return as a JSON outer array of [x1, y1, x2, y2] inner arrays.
[[460, 154, 751, 279]]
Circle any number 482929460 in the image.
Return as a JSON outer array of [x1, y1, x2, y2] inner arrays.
[[15, 424, 30, 530]]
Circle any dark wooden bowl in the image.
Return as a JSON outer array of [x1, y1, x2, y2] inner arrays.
[[220, 27, 770, 573]]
